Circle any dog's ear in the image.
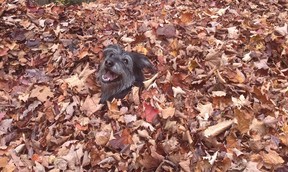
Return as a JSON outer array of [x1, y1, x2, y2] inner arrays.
[[129, 52, 156, 72]]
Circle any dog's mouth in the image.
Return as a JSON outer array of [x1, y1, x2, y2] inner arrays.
[[101, 70, 120, 83]]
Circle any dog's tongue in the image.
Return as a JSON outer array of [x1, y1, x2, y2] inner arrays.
[[102, 71, 117, 82]]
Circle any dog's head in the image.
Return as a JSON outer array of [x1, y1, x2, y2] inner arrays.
[[98, 44, 155, 103]]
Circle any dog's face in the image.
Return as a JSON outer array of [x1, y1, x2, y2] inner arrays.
[[98, 44, 155, 103]]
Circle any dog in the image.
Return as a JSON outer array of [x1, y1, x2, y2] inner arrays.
[[98, 44, 156, 103]]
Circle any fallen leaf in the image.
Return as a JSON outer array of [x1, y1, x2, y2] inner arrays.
[[0, 111, 5, 121], [0, 156, 8, 168], [254, 59, 269, 69], [275, 23, 287, 36], [61, 63, 96, 93], [143, 73, 158, 88], [0, 47, 9, 57], [179, 159, 191, 172], [235, 109, 253, 134], [80, 94, 103, 116], [179, 12, 193, 24], [203, 120, 234, 137], [121, 35, 135, 43], [160, 107, 175, 119], [243, 161, 261, 172], [30, 85, 54, 102], [232, 95, 251, 108], [203, 151, 218, 165], [242, 52, 252, 62], [212, 91, 226, 97], [217, 6, 229, 16], [131, 87, 140, 105], [227, 26, 239, 39], [95, 130, 111, 146], [196, 102, 213, 120], [261, 150, 284, 166], [123, 114, 137, 124], [109, 128, 133, 150], [249, 118, 267, 136], [172, 86, 186, 97], [141, 103, 159, 123], [156, 24, 176, 38]]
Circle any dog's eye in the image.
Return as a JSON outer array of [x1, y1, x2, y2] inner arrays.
[[109, 53, 115, 58], [122, 58, 129, 64]]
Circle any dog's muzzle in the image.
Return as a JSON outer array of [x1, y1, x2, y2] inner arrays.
[[101, 59, 120, 83]]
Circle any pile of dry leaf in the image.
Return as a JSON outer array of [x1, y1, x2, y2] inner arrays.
[[0, 0, 288, 171]]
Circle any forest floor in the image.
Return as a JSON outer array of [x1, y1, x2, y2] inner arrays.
[[0, 0, 288, 171]]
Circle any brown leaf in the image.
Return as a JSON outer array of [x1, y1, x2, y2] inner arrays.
[[78, 48, 89, 59], [179, 12, 193, 24], [0, 111, 5, 122], [249, 118, 267, 136], [95, 130, 111, 146], [0, 47, 9, 57], [179, 159, 191, 172], [279, 134, 288, 146], [0, 119, 13, 135], [224, 68, 246, 83], [80, 94, 103, 116], [61, 63, 96, 93], [138, 153, 161, 169], [109, 128, 133, 150], [160, 107, 175, 119], [235, 109, 254, 134], [203, 120, 234, 137], [261, 150, 284, 166], [254, 59, 269, 69], [30, 85, 54, 102], [243, 161, 261, 172], [156, 24, 176, 38], [131, 87, 140, 105], [0, 156, 8, 168]]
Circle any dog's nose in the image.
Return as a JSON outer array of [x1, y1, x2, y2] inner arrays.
[[105, 59, 114, 68]]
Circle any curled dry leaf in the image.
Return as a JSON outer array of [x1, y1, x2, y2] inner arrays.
[[242, 52, 252, 62], [131, 87, 140, 105], [172, 86, 186, 97], [203, 120, 234, 137], [143, 73, 158, 88]]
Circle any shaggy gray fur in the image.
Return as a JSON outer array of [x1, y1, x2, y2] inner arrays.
[[98, 44, 156, 103]]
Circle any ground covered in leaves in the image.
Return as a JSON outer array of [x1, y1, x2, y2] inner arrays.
[[1, 0, 288, 171]]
